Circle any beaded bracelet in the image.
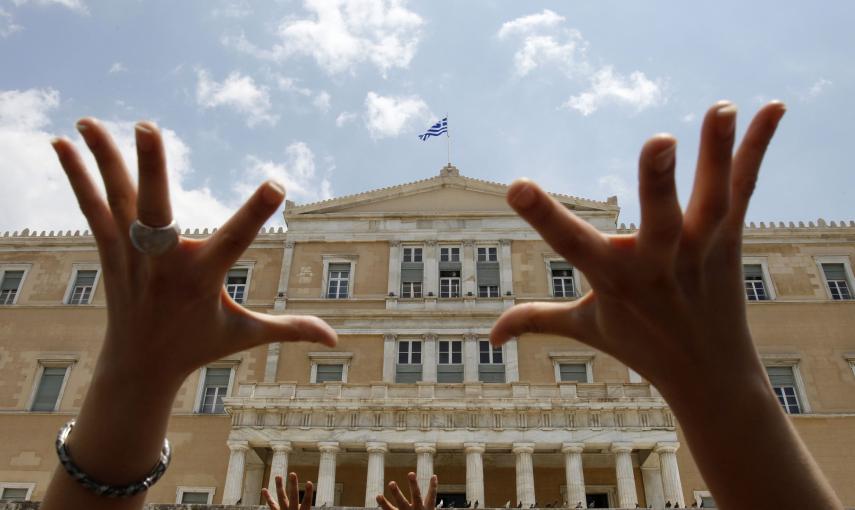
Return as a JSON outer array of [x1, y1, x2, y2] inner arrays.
[[56, 419, 172, 497]]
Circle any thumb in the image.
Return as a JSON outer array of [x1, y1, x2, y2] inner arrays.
[[490, 293, 598, 346], [234, 308, 339, 350]]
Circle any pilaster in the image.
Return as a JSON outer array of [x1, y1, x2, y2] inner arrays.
[[462, 240, 476, 296], [274, 240, 296, 311], [422, 334, 438, 382], [383, 334, 397, 383]]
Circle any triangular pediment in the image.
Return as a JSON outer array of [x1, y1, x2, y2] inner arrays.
[[285, 165, 618, 218]]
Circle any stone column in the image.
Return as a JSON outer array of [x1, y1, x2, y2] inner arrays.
[[561, 443, 586, 508], [463, 334, 479, 383], [499, 239, 513, 295], [611, 442, 638, 509], [383, 333, 397, 383], [316, 442, 340, 506], [415, 442, 436, 495], [223, 440, 249, 504], [424, 241, 438, 297], [267, 441, 292, 495], [641, 466, 665, 509], [462, 240, 476, 296], [655, 442, 685, 507], [464, 442, 486, 506], [388, 241, 402, 296], [422, 334, 438, 382], [274, 240, 296, 311], [365, 442, 388, 507], [243, 449, 265, 506], [512, 442, 536, 507], [264, 343, 281, 383], [503, 338, 520, 382]]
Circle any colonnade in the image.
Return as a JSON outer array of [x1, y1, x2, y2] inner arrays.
[[222, 440, 685, 508]]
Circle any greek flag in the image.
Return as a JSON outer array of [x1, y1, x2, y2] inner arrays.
[[418, 117, 448, 141]]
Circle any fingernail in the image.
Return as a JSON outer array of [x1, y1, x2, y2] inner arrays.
[[263, 180, 286, 205], [509, 180, 536, 209], [50, 137, 62, 148], [653, 142, 676, 173], [135, 123, 155, 152], [770, 101, 787, 128], [715, 101, 737, 138], [75, 121, 89, 134]]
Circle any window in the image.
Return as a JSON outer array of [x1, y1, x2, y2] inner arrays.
[[316, 364, 344, 382], [766, 366, 802, 414], [225, 267, 249, 303], [440, 247, 460, 262], [176, 487, 215, 505], [821, 262, 852, 300], [439, 271, 461, 298], [309, 353, 352, 383], [401, 247, 424, 298], [478, 340, 505, 383], [198, 367, 233, 414], [403, 247, 423, 263], [550, 260, 576, 298], [438, 340, 463, 383], [66, 268, 98, 305], [0, 267, 26, 305], [30, 365, 70, 412], [326, 263, 351, 299], [477, 247, 497, 262], [743, 264, 769, 301], [0, 483, 34, 501], [558, 363, 588, 382], [396, 340, 422, 383]]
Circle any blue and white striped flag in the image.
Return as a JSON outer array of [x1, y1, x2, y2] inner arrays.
[[418, 117, 448, 141]]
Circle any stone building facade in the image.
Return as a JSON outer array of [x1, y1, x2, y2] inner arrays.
[[0, 166, 854, 508]]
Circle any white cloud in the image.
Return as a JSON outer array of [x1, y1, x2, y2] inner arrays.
[[335, 111, 357, 127], [0, 8, 22, 37], [0, 88, 235, 231], [225, 0, 423, 76], [597, 174, 631, 202], [313, 90, 331, 113], [806, 78, 832, 99], [363, 91, 431, 139], [212, 0, 252, 18], [563, 66, 666, 116], [498, 11, 666, 115], [497, 9, 565, 39], [275, 75, 313, 96], [681, 113, 696, 123], [108, 62, 127, 74], [196, 69, 278, 127], [11, 0, 87, 13], [236, 142, 333, 206]]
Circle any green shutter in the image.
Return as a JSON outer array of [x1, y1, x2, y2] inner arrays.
[[476, 261, 500, 286], [395, 364, 422, 383], [204, 367, 231, 387], [401, 262, 424, 283], [1, 270, 23, 290], [439, 261, 461, 272], [559, 363, 588, 382], [822, 263, 847, 280], [329, 263, 350, 274], [743, 264, 763, 278], [316, 364, 344, 382], [75, 270, 97, 286], [766, 366, 796, 387], [550, 260, 572, 272], [437, 364, 464, 383], [31, 367, 67, 411]]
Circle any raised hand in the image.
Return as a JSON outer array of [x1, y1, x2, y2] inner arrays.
[[377, 472, 438, 510], [263, 473, 314, 510], [51, 119, 336, 389]]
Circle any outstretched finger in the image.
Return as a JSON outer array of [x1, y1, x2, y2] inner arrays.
[[288, 473, 299, 510], [725, 102, 787, 233], [490, 294, 598, 347], [637, 134, 682, 259], [423, 475, 438, 510], [51, 137, 121, 265], [76, 118, 138, 235], [202, 181, 285, 276], [262, 488, 280, 510], [390, 481, 411, 510], [506, 179, 610, 284], [229, 306, 338, 349], [408, 472, 424, 510], [299, 481, 313, 510], [135, 122, 173, 229], [378, 494, 399, 510], [682, 101, 737, 251]]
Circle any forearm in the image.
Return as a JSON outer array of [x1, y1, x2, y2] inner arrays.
[[41, 347, 182, 510], [666, 373, 842, 510]]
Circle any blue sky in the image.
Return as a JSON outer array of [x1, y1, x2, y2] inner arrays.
[[1, 0, 852, 230]]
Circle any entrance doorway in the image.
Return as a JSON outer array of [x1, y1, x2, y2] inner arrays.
[[436, 492, 468, 508], [585, 493, 610, 508]]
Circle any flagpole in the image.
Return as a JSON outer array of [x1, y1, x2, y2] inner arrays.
[[446, 113, 451, 165]]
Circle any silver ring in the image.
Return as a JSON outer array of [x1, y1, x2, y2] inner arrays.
[[129, 219, 180, 256]]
